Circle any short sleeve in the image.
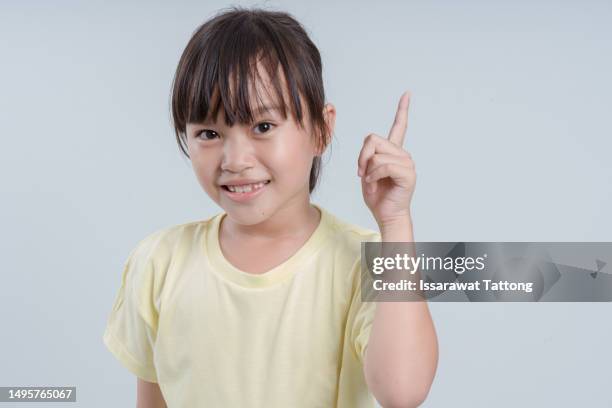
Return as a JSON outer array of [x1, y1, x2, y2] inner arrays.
[[346, 256, 378, 364], [103, 242, 159, 383]]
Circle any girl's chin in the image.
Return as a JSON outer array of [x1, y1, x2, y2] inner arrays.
[[222, 206, 274, 226]]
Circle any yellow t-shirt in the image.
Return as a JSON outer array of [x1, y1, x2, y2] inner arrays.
[[103, 204, 381, 407]]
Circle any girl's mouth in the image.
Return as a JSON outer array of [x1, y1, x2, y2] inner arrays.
[[221, 180, 271, 202]]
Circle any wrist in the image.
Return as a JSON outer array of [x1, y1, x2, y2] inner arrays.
[[378, 213, 413, 231], [378, 214, 413, 240]]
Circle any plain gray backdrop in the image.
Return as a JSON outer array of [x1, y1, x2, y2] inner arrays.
[[1, 0, 611, 407]]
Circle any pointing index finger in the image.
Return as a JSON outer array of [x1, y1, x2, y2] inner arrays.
[[387, 91, 411, 147]]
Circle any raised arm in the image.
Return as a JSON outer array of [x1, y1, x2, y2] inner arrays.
[[358, 92, 438, 406]]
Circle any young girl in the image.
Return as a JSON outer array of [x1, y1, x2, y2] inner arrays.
[[103, 6, 437, 408]]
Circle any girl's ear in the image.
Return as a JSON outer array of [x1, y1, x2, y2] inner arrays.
[[317, 103, 336, 155]]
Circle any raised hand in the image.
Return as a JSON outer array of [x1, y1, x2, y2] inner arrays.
[[357, 91, 416, 229]]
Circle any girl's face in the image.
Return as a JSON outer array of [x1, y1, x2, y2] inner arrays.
[[186, 68, 333, 227]]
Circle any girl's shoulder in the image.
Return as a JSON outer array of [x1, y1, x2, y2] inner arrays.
[[117, 217, 217, 301], [126, 216, 216, 265], [321, 207, 381, 253]]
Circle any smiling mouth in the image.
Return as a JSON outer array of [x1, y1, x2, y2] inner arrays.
[[221, 180, 271, 193]]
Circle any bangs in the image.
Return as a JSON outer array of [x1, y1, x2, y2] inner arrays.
[[190, 53, 298, 128]]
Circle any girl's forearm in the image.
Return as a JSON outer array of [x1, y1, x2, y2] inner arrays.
[[364, 216, 438, 408]]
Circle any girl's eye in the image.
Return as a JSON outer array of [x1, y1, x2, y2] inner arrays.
[[254, 122, 274, 134], [194, 123, 273, 139], [195, 129, 219, 140]]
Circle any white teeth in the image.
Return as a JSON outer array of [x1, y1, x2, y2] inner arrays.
[[226, 181, 268, 193]]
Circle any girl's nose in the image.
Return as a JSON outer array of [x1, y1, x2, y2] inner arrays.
[[220, 136, 255, 173]]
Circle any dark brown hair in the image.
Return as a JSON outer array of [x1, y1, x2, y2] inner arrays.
[[171, 6, 330, 193]]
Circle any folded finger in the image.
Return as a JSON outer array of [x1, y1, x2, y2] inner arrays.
[[358, 134, 408, 176]]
